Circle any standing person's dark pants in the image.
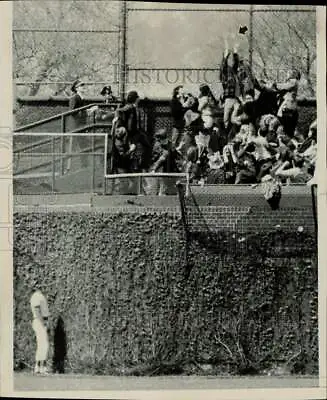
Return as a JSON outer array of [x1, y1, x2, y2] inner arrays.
[[170, 98, 185, 150], [68, 94, 89, 169]]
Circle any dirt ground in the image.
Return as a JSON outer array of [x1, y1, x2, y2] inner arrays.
[[14, 372, 319, 391]]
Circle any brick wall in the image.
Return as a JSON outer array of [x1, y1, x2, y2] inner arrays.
[[185, 206, 315, 234]]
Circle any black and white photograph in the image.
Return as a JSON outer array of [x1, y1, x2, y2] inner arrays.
[[0, 1, 326, 398]]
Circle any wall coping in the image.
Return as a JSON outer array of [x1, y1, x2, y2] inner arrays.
[[14, 185, 314, 208]]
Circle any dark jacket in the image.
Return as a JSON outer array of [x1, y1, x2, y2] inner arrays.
[[171, 98, 185, 130], [116, 103, 139, 139], [220, 51, 240, 99], [69, 93, 85, 110], [69, 93, 87, 127]]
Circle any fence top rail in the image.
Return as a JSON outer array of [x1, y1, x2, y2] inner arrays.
[[15, 81, 121, 86], [127, 7, 315, 12], [128, 8, 251, 12], [13, 28, 119, 33], [105, 172, 186, 178], [14, 132, 108, 137], [13, 131, 107, 153]]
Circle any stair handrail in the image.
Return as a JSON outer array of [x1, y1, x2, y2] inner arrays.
[[14, 102, 118, 132], [13, 122, 113, 154]]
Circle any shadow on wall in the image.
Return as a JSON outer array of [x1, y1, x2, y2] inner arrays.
[[52, 315, 67, 374]]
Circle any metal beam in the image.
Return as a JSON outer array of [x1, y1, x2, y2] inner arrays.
[[13, 28, 119, 33], [119, 0, 127, 102]]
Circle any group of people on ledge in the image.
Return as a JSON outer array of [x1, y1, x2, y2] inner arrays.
[[68, 38, 316, 195]]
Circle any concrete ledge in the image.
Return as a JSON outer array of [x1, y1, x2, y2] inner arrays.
[[14, 185, 314, 208]]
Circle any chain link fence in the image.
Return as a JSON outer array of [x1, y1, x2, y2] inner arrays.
[[13, 3, 316, 99]]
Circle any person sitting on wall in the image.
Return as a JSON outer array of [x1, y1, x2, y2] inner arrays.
[[274, 154, 313, 184], [206, 149, 225, 184]]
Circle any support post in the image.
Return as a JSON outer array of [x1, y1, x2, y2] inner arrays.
[[249, 4, 254, 71], [119, 0, 127, 103], [51, 136, 56, 192]]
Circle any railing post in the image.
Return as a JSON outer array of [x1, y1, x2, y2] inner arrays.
[[51, 135, 56, 193], [60, 115, 66, 175], [249, 5, 254, 71], [138, 176, 142, 195], [119, 0, 127, 102], [103, 132, 108, 195], [91, 133, 95, 193]]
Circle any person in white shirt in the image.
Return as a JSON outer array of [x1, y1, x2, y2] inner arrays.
[[30, 285, 50, 374]]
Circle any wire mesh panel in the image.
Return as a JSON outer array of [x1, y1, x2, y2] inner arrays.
[[176, 181, 316, 258], [127, 4, 250, 98], [13, 0, 120, 97], [252, 6, 316, 96]]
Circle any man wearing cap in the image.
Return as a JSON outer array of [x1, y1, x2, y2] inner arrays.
[[30, 284, 50, 375], [100, 85, 117, 104], [67, 79, 89, 169], [69, 79, 87, 117]]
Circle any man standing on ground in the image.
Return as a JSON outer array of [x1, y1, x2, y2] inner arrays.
[[30, 283, 50, 374]]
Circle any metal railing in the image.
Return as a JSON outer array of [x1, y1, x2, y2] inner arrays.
[[13, 131, 314, 196], [13, 131, 187, 196], [14, 102, 117, 133], [13, 102, 118, 178]]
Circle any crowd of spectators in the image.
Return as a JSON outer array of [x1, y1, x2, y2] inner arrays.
[[69, 40, 317, 194]]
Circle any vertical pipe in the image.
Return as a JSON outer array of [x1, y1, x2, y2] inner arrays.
[[138, 176, 142, 195], [51, 135, 56, 193], [119, 0, 127, 103], [311, 184, 318, 239], [249, 4, 254, 71], [60, 116, 65, 175], [91, 134, 95, 193], [104, 133, 108, 195]]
